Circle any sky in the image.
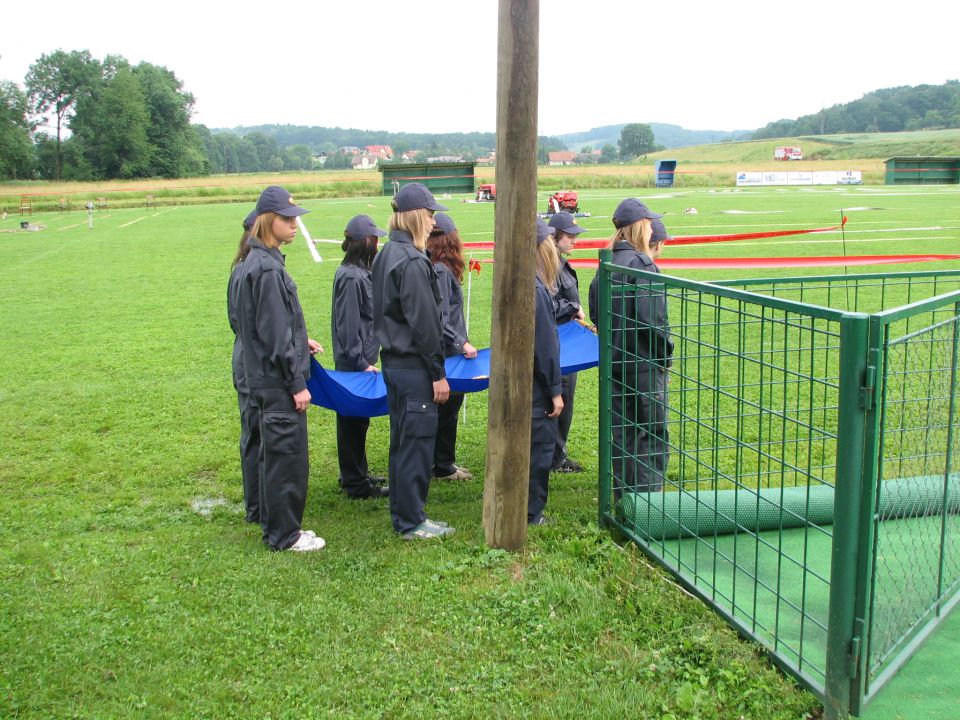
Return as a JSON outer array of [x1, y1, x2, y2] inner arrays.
[[3, 0, 958, 138]]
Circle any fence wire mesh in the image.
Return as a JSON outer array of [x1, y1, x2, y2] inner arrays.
[[598, 265, 960, 717]]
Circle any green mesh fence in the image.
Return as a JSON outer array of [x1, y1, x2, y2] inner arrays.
[[596, 263, 960, 719]]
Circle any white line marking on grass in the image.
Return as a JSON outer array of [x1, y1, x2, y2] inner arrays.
[[119, 212, 164, 228], [58, 223, 84, 231]]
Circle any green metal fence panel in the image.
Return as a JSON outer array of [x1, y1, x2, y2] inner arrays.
[[597, 264, 960, 719]]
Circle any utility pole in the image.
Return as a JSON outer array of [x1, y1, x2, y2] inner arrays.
[[483, 0, 539, 550]]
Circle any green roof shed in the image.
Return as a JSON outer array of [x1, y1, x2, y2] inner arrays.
[[884, 156, 960, 185], [378, 161, 477, 196]]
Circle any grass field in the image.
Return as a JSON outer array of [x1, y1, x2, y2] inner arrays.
[[2, 183, 959, 718]]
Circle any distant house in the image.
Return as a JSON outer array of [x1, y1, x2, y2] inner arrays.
[[427, 155, 464, 163], [365, 145, 393, 159], [340, 146, 363, 156], [548, 151, 577, 166], [352, 154, 378, 170], [400, 152, 418, 162], [476, 151, 496, 165]]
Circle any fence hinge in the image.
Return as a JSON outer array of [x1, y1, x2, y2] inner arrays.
[[847, 618, 866, 678], [860, 364, 877, 410]]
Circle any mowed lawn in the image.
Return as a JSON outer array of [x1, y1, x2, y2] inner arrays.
[[2, 184, 958, 719]]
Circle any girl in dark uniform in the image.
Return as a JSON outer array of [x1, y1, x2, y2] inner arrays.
[[235, 186, 325, 552], [332, 215, 389, 500], [588, 200, 673, 498], [546, 211, 587, 474], [426, 213, 477, 482], [372, 183, 455, 540], [529, 219, 564, 525], [228, 209, 261, 524]]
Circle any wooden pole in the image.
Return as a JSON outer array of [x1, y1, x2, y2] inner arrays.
[[483, 0, 539, 551]]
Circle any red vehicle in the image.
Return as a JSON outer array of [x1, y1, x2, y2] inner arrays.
[[547, 190, 578, 214], [476, 183, 496, 201]]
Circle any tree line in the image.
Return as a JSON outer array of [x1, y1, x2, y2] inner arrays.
[[752, 81, 960, 139]]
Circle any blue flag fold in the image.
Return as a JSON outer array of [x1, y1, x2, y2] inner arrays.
[[307, 321, 599, 417]]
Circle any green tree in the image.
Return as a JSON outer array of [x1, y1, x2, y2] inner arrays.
[[599, 143, 618, 164], [72, 66, 151, 178], [25, 49, 101, 180], [133, 62, 204, 177], [0, 81, 35, 180], [618, 123, 656, 159]]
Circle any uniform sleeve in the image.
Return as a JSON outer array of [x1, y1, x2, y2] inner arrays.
[[534, 287, 562, 398], [334, 275, 368, 371], [252, 268, 306, 395], [588, 274, 599, 327], [439, 269, 467, 354], [636, 268, 673, 369], [399, 259, 446, 381], [554, 265, 581, 324]]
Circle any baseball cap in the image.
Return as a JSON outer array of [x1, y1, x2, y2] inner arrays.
[[432, 212, 457, 236], [255, 186, 310, 218], [547, 211, 586, 236], [536, 217, 555, 245], [345, 214, 387, 241], [243, 209, 258, 231], [392, 182, 448, 212], [612, 198, 662, 228], [650, 218, 671, 244]]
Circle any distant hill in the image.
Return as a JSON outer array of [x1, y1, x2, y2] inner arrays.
[[557, 123, 753, 151], [753, 80, 960, 139]]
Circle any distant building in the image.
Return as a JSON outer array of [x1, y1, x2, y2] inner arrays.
[[548, 151, 577, 166], [476, 151, 497, 165], [427, 155, 464, 163], [365, 145, 394, 159], [352, 154, 378, 170], [340, 146, 363, 156]]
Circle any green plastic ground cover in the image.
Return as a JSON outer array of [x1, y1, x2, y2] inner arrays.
[[620, 475, 959, 541]]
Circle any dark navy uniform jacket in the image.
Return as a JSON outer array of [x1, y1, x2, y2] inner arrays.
[[433, 262, 468, 358], [372, 230, 446, 381], [332, 263, 379, 372], [235, 239, 310, 395], [588, 241, 673, 370], [534, 276, 563, 408], [554, 257, 581, 325], [227, 262, 246, 392]]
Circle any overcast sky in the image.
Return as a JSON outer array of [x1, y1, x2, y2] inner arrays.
[[3, 0, 957, 137]]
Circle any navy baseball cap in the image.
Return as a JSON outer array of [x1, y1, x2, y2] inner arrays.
[[393, 182, 448, 212], [536, 217, 555, 245], [432, 212, 457, 236], [548, 211, 586, 236], [345, 214, 387, 240], [651, 218, 671, 244], [243, 209, 258, 231], [612, 198, 662, 228], [255, 185, 310, 218]]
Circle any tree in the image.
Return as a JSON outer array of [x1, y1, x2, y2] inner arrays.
[[71, 66, 151, 178], [0, 81, 34, 180], [133, 62, 204, 177], [618, 123, 657, 159], [25, 50, 101, 180], [599, 144, 618, 164]]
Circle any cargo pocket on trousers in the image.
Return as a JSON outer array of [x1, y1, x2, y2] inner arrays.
[[403, 399, 438, 439], [263, 411, 301, 454], [530, 412, 558, 447]]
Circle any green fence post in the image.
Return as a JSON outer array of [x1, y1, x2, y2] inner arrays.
[[598, 249, 613, 526], [824, 313, 871, 720]]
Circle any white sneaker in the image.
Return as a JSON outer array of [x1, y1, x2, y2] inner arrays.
[[288, 531, 326, 552]]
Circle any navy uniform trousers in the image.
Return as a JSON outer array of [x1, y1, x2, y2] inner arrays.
[[551, 372, 578, 468], [336, 413, 371, 496], [612, 365, 669, 497], [253, 387, 309, 550], [382, 366, 438, 534], [237, 387, 262, 524], [529, 403, 560, 523], [433, 391, 465, 476]]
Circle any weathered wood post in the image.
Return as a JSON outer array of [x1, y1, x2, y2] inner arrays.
[[483, 0, 539, 550]]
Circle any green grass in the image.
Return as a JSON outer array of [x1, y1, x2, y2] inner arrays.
[[3, 184, 960, 718]]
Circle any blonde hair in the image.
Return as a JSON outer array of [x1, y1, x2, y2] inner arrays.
[[537, 236, 560, 293], [608, 218, 653, 255], [252, 211, 286, 249], [388, 208, 433, 251]]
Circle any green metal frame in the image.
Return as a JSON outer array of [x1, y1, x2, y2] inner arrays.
[[597, 253, 960, 719]]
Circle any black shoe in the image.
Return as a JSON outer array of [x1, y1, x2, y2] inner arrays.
[[528, 514, 552, 526], [348, 484, 389, 500], [367, 473, 387, 487], [552, 458, 583, 474]]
